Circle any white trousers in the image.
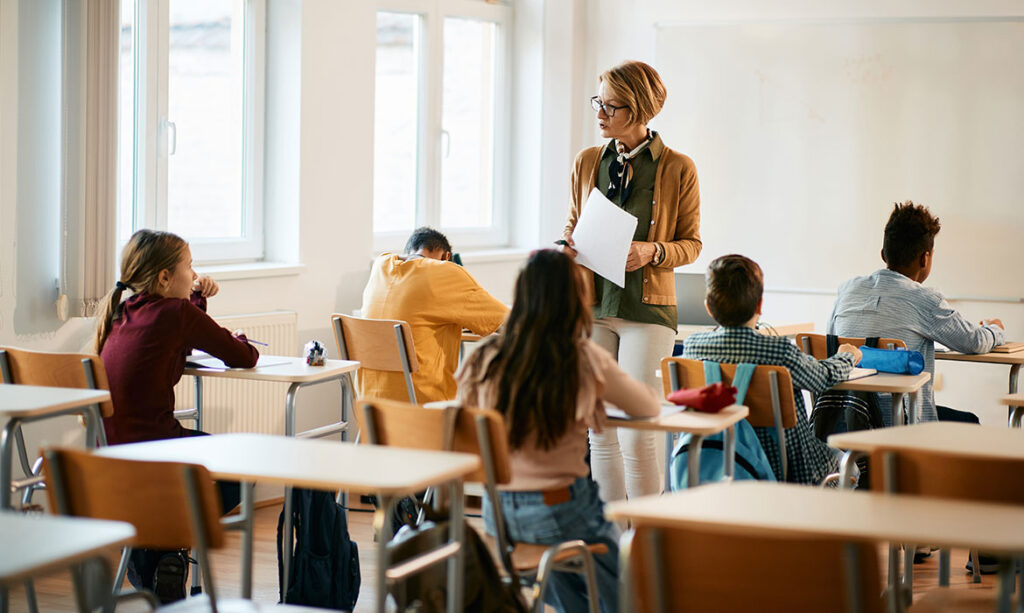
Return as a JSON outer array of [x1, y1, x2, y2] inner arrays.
[[589, 317, 676, 502]]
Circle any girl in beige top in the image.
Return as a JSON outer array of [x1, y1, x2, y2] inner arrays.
[[457, 249, 659, 613]]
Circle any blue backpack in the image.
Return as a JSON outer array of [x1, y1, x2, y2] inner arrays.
[[669, 362, 777, 489]]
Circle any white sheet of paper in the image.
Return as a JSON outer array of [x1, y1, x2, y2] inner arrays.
[[570, 188, 638, 288]]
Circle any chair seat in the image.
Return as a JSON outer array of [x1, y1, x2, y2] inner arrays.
[[908, 588, 1018, 613], [162, 595, 343, 612]]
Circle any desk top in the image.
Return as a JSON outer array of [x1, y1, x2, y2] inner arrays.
[[0, 512, 135, 584], [96, 433, 480, 496], [828, 421, 1024, 459], [1001, 393, 1024, 406], [605, 481, 1024, 554], [0, 385, 110, 418], [607, 404, 748, 435], [184, 356, 359, 383], [935, 351, 1024, 365], [676, 322, 814, 342], [831, 372, 930, 394]]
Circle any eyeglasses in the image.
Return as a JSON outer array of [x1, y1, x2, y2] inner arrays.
[[590, 96, 628, 117]]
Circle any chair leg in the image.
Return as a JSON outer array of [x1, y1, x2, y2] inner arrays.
[[938, 548, 950, 587], [532, 542, 601, 613], [971, 549, 982, 584]]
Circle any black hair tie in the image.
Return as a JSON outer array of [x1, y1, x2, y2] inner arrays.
[[115, 281, 128, 291]]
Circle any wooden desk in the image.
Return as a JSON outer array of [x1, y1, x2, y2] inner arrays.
[[1001, 393, 1024, 428], [936, 351, 1024, 422], [608, 404, 749, 489], [829, 421, 1024, 460], [675, 321, 814, 343], [0, 512, 134, 613], [606, 481, 1024, 613], [97, 433, 480, 613], [0, 386, 110, 509], [832, 372, 931, 426]]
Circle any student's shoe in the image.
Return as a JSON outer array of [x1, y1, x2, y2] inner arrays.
[[153, 551, 189, 604], [913, 546, 933, 564], [965, 554, 1000, 575]]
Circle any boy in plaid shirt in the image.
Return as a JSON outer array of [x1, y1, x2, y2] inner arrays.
[[682, 255, 862, 484]]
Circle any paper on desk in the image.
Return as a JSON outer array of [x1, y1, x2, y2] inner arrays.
[[570, 188, 638, 288], [186, 355, 289, 370]]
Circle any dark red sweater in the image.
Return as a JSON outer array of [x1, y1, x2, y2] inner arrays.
[[101, 291, 259, 444]]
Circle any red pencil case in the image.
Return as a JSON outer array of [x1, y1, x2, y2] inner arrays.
[[666, 382, 737, 413]]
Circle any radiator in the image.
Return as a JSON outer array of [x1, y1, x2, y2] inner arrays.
[[173, 310, 298, 435]]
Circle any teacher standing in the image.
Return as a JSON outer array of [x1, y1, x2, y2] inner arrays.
[[562, 60, 701, 501]]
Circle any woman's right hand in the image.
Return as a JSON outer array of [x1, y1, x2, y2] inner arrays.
[[558, 236, 577, 259]]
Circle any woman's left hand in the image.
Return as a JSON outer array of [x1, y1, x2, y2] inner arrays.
[[195, 275, 220, 298], [626, 242, 657, 272]]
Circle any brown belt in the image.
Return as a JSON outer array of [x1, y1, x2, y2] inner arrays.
[[542, 486, 572, 506]]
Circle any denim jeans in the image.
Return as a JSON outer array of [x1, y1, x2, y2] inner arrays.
[[483, 477, 620, 613]]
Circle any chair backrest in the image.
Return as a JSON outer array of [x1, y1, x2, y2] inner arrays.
[[660, 358, 797, 429], [795, 333, 907, 360], [41, 447, 225, 551], [357, 397, 511, 485], [0, 346, 115, 418], [622, 524, 883, 613], [870, 447, 1024, 506], [331, 314, 419, 372]]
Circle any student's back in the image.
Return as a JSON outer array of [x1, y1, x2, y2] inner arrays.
[[361, 251, 506, 403]]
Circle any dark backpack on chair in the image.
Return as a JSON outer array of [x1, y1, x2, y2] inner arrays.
[[810, 335, 886, 487], [277, 487, 361, 610]]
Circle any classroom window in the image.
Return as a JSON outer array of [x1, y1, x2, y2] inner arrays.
[[118, 0, 266, 263], [373, 1, 510, 249]]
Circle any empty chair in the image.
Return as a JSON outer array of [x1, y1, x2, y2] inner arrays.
[[331, 314, 419, 405], [795, 333, 906, 359], [42, 446, 327, 612], [620, 523, 883, 612]]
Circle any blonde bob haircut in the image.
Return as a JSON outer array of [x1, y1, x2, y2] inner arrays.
[[599, 60, 667, 127]]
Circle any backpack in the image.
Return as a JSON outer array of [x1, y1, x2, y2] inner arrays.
[[810, 335, 887, 440], [277, 488, 361, 610], [669, 362, 777, 489]]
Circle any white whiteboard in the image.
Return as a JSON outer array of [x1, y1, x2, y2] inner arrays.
[[654, 19, 1024, 299]]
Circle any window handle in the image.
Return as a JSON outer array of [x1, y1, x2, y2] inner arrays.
[[440, 129, 450, 158], [163, 117, 177, 155]]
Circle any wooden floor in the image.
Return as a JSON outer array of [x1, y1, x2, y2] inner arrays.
[[3, 500, 1001, 612]]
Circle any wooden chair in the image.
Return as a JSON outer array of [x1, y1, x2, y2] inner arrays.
[[872, 447, 1024, 610], [331, 314, 419, 405], [795, 333, 907, 359], [41, 447, 327, 612], [620, 523, 883, 612], [0, 347, 113, 507], [358, 397, 606, 613], [661, 357, 798, 482]]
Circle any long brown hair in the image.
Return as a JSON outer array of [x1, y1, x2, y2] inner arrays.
[[462, 250, 593, 451], [94, 229, 189, 353]]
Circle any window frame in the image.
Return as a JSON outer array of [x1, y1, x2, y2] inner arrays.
[[373, 0, 512, 253], [123, 0, 267, 264]]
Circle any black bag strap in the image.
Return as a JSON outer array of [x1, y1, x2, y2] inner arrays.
[[826, 334, 839, 357]]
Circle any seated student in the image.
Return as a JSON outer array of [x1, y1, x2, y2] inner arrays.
[[360, 227, 508, 404], [682, 254, 862, 485], [458, 250, 660, 613], [94, 229, 257, 602], [828, 201, 1005, 426]]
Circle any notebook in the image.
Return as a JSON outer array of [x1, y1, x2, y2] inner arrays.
[[847, 367, 878, 381], [185, 355, 289, 370], [992, 342, 1024, 353]]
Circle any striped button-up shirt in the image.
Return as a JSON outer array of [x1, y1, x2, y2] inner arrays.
[[683, 326, 855, 484], [828, 269, 1005, 424]]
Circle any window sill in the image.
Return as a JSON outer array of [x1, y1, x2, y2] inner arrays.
[[196, 261, 306, 281], [457, 247, 533, 265]]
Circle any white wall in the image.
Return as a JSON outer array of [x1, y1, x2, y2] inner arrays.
[[582, 0, 1024, 425]]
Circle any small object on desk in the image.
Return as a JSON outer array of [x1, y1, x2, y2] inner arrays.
[[666, 382, 737, 413], [992, 342, 1024, 354], [858, 346, 924, 375], [304, 340, 326, 366], [846, 367, 878, 381]]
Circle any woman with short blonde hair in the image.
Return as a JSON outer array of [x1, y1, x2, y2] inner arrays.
[[561, 60, 702, 501]]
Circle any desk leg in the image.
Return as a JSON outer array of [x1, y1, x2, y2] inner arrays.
[[447, 480, 465, 613], [687, 434, 704, 488], [1009, 365, 1020, 424], [193, 375, 204, 432], [902, 544, 914, 606], [891, 393, 906, 427], [285, 382, 301, 437], [907, 392, 918, 425], [375, 494, 395, 613], [240, 482, 254, 599], [887, 544, 900, 613], [723, 426, 736, 481], [664, 432, 674, 492]]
